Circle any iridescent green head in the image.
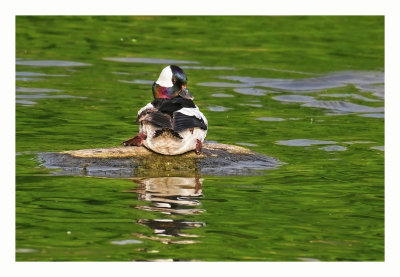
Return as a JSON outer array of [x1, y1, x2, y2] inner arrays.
[[152, 65, 193, 100]]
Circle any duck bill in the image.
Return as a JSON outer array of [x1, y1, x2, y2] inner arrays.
[[179, 88, 194, 100]]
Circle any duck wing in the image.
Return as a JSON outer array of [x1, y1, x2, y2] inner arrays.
[[138, 108, 172, 128], [172, 108, 208, 133], [137, 99, 207, 132], [153, 97, 196, 116]]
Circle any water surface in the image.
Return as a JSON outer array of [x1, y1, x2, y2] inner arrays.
[[15, 16, 384, 261]]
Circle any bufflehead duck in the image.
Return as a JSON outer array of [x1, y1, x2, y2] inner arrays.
[[122, 65, 208, 155]]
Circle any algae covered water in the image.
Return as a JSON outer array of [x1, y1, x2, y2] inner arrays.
[[15, 16, 384, 261]]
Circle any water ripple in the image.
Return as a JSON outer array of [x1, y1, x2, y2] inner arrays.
[[273, 95, 315, 103], [16, 100, 36, 105], [118, 79, 154, 85], [200, 71, 384, 96], [234, 88, 278, 96], [180, 66, 234, 70], [236, 142, 258, 147], [319, 93, 380, 102], [16, 60, 91, 67], [16, 77, 42, 82], [128, 177, 205, 245], [276, 139, 337, 147], [319, 145, 347, 151], [211, 93, 234, 98], [16, 71, 69, 77], [16, 94, 87, 99], [357, 113, 384, 118], [355, 83, 384, 98], [103, 57, 199, 64], [255, 117, 286, 122], [207, 105, 232, 112], [371, 146, 384, 151], [16, 87, 64, 93], [111, 239, 142, 245], [239, 103, 263, 108], [302, 101, 384, 113]]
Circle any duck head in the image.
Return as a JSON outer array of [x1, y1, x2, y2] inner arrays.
[[152, 65, 194, 100]]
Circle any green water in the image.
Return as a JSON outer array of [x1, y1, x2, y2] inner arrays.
[[15, 16, 384, 261]]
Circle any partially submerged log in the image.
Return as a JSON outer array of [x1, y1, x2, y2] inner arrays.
[[38, 143, 282, 177]]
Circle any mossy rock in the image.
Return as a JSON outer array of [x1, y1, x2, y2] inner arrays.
[[38, 142, 282, 177]]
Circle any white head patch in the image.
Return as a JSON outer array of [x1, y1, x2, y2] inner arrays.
[[155, 66, 173, 87]]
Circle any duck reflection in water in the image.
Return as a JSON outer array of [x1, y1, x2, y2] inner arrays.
[[125, 176, 205, 244]]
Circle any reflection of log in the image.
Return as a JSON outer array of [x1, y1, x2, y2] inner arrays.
[[38, 143, 282, 177], [136, 219, 204, 237], [135, 205, 205, 215], [130, 177, 204, 214], [130, 177, 206, 241], [133, 233, 199, 245], [130, 177, 203, 198]]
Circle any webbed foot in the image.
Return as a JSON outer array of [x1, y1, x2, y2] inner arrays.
[[122, 133, 147, 146], [195, 139, 203, 155]]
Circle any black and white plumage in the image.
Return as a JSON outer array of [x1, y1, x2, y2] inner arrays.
[[123, 65, 208, 155]]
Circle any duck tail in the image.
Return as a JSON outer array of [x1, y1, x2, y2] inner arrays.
[[153, 128, 183, 139]]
